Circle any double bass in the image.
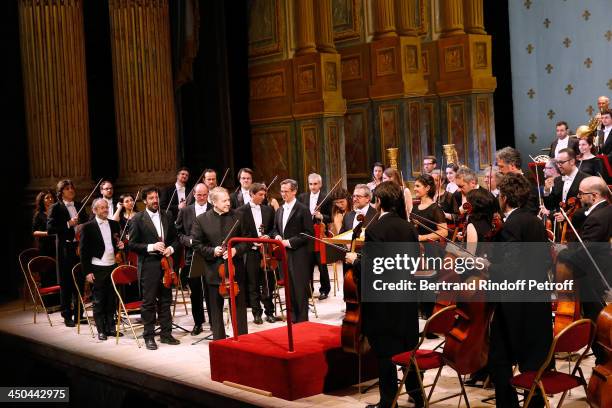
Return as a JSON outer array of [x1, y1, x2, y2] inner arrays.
[[587, 304, 612, 408]]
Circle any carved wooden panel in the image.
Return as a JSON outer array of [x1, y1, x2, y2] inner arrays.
[[376, 47, 397, 76], [421, 49, 430, 75], [341, 54, 362, 80], [297, 63, 317, 94], [252, 126, 292, 196], [422, 103, 435, 157], [404, 45, 418, 73], [443, 45, 464, 72], [379, 105, 400, 158], [248, 0, 283, 59], [327, 122, 342, 181], [447, 101, 468, 165], [301, 123, 319, 177], [408, 102, 422, 175], [324, 62, 338, 91], [250, 70, 286, 100], [476, 97, 492, 168], [332, 0, 361, 42], [344, 108, 369, 177], [473, 42, 488, 69]]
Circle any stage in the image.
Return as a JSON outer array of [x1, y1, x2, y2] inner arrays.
[[0, 277, 593, 407]]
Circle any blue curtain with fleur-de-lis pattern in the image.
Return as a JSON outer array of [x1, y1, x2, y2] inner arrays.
[[509, 0, 612, 158]]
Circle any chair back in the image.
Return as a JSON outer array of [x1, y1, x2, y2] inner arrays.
[[19, 248, 40, 275], [28, 256, 57, 286], [424, 305, 457, 336], [554, 318, 595, 354], [111, 265, 138, 286]]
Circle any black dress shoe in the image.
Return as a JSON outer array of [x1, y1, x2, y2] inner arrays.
[[253, 315, 263, 325], [145, 338, 158, 350], [106, 330, 124, 337], [264, 315, 276, 323], [191, 324, 203, 336], [160, 335, 180, 345], [318, 293, 328, 300], [98, 333, 108, 341], [64, 317, 75, 327]]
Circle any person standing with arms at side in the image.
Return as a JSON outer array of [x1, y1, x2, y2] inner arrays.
[[175, 183, 213, 336], [47, 179, 89, 327], [32, 190, 57, 258], [98, 180, 116, 215], [230, 168, 254, 209], [238, 183, 278, 324], [160, 167, 190, 223], [366, 162, 384, 192], [549, 121, 578, 158], [274, 179, 314, 323], [128, 186, 181, 350], [79, 199, 124, 340]]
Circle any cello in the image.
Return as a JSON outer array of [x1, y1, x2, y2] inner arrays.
[[587, 304, 612, 408]]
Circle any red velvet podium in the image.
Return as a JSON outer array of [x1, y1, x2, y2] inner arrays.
[[209, 322, 376, 400]]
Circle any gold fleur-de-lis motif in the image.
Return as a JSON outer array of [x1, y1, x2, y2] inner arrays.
[[565, 84, 574, 95], [545, 64, 554, 74], [584, 58, 593, 68], [582, 10, 591, 21], [547, 110, 555, 120], [606, 30, 612, 42], [608, 79, 612, 90], [543, 18, 551, 28], [586, 105, 595, 116], [526, 44, 534, 54], [529, 133, 537, 144], [524, 0, 532, 9], [527, 89, 535, 99], [563, 38, 572, 48]]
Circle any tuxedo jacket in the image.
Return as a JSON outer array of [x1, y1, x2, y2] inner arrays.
[[274, 201, 314, 251], [79, 218, 121, 274], [297, 191, 332, 223], [549, 137, 579, 158], [544, 170, 589, 211], [599, 128, 612, 155], [47, 201, 89, 243], [160, 184, 190, 222], [340, 205, 378, 234], [237, 203, 277, 239], [175, 202, 213, 248], [127, 210, 179, 267], [230, 189, 269, 210]]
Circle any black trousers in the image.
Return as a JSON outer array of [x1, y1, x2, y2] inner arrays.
[[310, 251, 330, 295], [58, 241, 81, 319], [140, 258, 172, 339], [245, 250, 275, 317], [582, 301, 605, 364], [188, 274, 209, 325], [206, 277, 248, 340], [368, 335, 423, 408], [90, 264, 117, 334]]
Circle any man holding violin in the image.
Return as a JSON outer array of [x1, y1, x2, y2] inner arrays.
[[79, 198, 124, 340], [238, 183, 277, 324], [191, 187, 249, 340], [128, 186, 180, 350]]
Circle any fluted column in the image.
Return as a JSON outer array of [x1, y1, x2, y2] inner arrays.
[[313, 0, 336, 53], [372, 0, 397, 39], [463, 0, 485, 34], [396, 0, 418, 37], [18, 0, 92, 191], [439, 0, 465, 37], [109, 0, 177, 189], [295, 0, 316, 55]]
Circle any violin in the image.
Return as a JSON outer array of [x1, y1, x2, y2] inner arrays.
[[161, 255, 178, 288], [559, 197, 581, 243], [483, 212, 503, 241], [451, 202, 472, 242], [587, 304, 612, 408], [258, 224, 278, 298], [217, 219, 241, 298]]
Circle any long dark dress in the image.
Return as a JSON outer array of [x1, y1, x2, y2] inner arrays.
[[32, 212, 55, 257]]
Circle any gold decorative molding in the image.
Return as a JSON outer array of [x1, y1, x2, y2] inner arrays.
[[446, 100, 468, 164], [444, 45, 465, 72], [476, 96, 492, 169], [341, 54, 363, 80], [250, 70, 287, 99], [324, 62, 338, 91], [376, 47, 397, 76], [404, 45, 419, 73], [379, 104, 400, 159], [473, 42, 487, 68], [297, 63, 318, 94], [332, 0, 362, 42], [248, 0, 284, 59]]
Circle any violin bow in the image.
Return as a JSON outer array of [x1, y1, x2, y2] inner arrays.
[[266, 175, 279, 191], [528, 155, 545, 208], [300, 232, 356, 254], [76, 178, 104, 217], [407, 213, 477, 258], [219, 168, 230, 187], [185, 167, 209, 204], [313, 177, 343, 214], [559, 207, 611, 293], [119, 189, 140, 242], [165, 188, 177, 214], [221, 219, 241, 247], [596, 172, 612, 196]]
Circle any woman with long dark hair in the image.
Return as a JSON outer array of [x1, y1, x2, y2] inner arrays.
[[32, 190, 57, 257], [382, 167, 412, 216]]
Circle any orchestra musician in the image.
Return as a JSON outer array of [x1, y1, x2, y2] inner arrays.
[[230, 168, 254, 209], [366, 162, 384, 192], [598, 109, 612, 158], [325, 188, 351, 265], [549, 121, 579, 158], [274, 179, 314, 323], [297, 173, 332, 300], [112, 193, 138, 233], [98, 180, 116, 216], [495, 147, 540, 215], [430, 170, 459, 224], [160, 167, 190, 222], [191, 187, 249, 340], [32, 190, 57, 258], [577, 133, 603, 176], [340, 184, 378, 233], [488, 173, 552, 407], [481, 166, 500, 197], [345, 181, 424, 408], [237, 183, 278, 324], [445, 163, 459, 194], [79, 198, 124, 340], [382, 167, 413, 215], [47, 179, 89, 327], [128, 186, 181, 350], [422, 155, 437, 175], [175, 183, 213, 336]]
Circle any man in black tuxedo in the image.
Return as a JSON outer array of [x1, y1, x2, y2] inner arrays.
[[191, 187, 249, 340], [274, 179, 314, 323], [345, 181, 423, 408], [297, 173, 332, 299], [599, 109, 612, 156], [160, 167, 190, 223], [175, 183, 213, 336], [128, 186, 181, 350], [549, 121, 579, 158], [558, 176, 612, 364], [543, 149, 589, 222], [496, 146, 540, 215], [47, 179, 90, 327], [230, 168, 254, 209], [237, 183, 277, 324], [339, 184, 377, 234], [489, 173, 552, 407], [79, 198, 124, 340]]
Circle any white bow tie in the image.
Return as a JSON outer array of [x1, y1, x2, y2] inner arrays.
[[250, 203, 260, 209], [284, 205, 291, 211], [150, 212, 159, 218], [562, 175, 572, 182], [98, 220, 107, 225], [65, 202, 74, 207]]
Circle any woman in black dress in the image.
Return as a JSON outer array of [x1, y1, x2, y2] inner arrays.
[[112, 193, 138, 234], [31, 190, 57, 257], [577, 134, 603, 176], [326, 188, 351, 264], [431, 169, 459, 226]]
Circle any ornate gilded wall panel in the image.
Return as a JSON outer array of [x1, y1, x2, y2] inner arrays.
[[408, 101, 422, 175], [327, 121, 342, 181], [344, 108, 369, 178], [248, 0, 284, 60], [476, 96, 492, 168], [252, 125, 293, 197], [301, 123, 320, 177], [379, 104, 400, 160], [332, 0, 361, 42], [422, 102, 436, 157], [250, 70, 287, 100], [446, 100, 468, 164]]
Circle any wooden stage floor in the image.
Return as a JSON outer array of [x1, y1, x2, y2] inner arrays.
[[0, 276, 593, 407]]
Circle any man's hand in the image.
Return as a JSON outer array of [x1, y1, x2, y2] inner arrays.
[[162, 247, 173, 257], [554, 212, 564, 223], [274, 235, 282, 242], [223, 247, 237, 259], [281, 239, 290, 248], [68, 217, 79, 227], [345, 252, 358, 264], [313, 211, 323, 221], [539, 205, 550, 217], [86, 273, 95, 283], [153, 242, 166, 252], [214, 246, 224, 257], [544, 177, 554, 192], [178, 199, 187, 209], [117, 240, 125, 250]]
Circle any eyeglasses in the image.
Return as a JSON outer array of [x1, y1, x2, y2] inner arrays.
[[577, 191, 596, 197], [556, 159, 572, 165], [352, 194, 368, 198]]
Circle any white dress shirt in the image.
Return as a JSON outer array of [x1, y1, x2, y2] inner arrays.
[[195, 203, 208, 217], [241, 189, 252, 206], [145, 209, 173, 254], [603, 126, 612, 145], [561, 167, 579, 202], [282, 199, 297, 234], [92, 217, 116, 266], [309, 192, 320, 215], [250, 203, 263, 236], [64, 200, 78, 231], [503, 207, 518, 222], [104, 197, 114, 212], [554, 137, 569, 158], [176, 182, 186, 204], [353, 205, 370, 229], [445, 182, 458, 194], [584, 199, 606, 217]]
